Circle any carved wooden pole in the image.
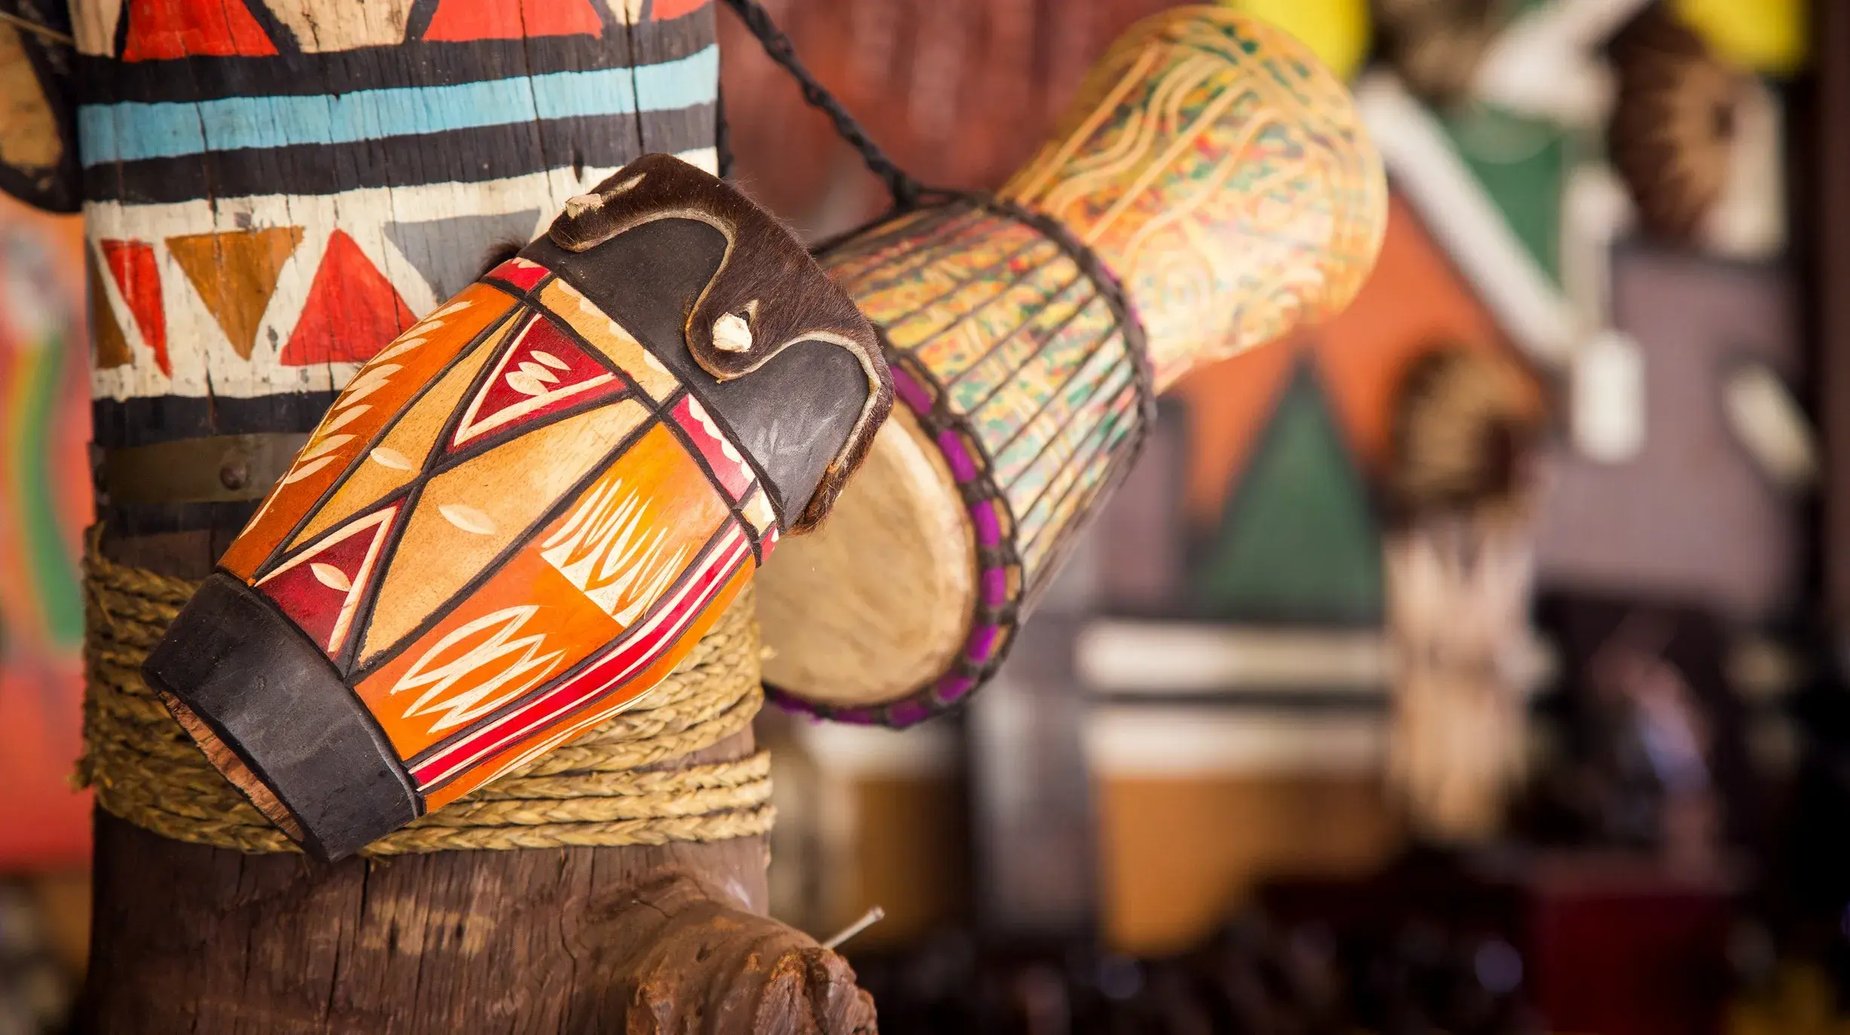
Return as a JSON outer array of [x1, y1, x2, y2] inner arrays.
[[0, 2, 872, 1030]]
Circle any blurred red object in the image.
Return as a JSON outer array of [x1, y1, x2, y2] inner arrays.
[[0, 200, 92, 870], [1527, 854, 1734, 1035]]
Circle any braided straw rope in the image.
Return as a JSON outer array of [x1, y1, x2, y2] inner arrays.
[[79, 547, 773, 855]]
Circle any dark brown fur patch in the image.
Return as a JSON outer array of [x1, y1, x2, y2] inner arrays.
[[545, 155, 891, 533]]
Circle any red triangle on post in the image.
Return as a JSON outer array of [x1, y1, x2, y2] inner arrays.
[[100, 240, 170, 377], [422, 0, 604, 41], [280, 231, 416, 367], [121, 0, 278, 61]]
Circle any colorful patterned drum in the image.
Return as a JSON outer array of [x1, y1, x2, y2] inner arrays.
[[143, 155, 889, 859], [757, 7, 1387, 725]]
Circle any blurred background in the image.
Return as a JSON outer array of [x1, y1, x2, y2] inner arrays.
[[0, 0, 1840, 1032]]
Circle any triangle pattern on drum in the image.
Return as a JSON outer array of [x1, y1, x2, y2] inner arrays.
[[285, 315, 513, 552], [73, 0, 125, 56], [256, 504, 399, 658], [258, 0, 415, 52], [451, 311, 625, 449]]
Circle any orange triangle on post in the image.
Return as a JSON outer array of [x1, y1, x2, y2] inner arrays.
[[121, 0, 278, 61], [168, 227, 304, 361], [280, 230, 416, 367], [87, 259, 133, 370], [100, 240, 169, 377], [422, 0, 604, 41]]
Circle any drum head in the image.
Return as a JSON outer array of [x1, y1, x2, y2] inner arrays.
[[757, 407, 976, 721]]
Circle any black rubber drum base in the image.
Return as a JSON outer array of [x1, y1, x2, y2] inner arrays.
[[141, 572, 420, 861]]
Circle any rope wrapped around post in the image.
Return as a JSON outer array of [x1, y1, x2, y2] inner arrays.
[[79, 542, 773, 856]]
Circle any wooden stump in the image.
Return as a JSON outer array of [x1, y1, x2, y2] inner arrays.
[[78, 747, 873, 1034]]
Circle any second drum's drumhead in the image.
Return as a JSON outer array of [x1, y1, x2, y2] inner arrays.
[[757, 408, 976, 718]]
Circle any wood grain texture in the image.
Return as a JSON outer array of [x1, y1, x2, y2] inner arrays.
[[78, 737, 872, 1034]]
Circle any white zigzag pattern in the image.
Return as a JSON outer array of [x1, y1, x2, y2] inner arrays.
[[539, 476, 688, 626], [392, 604, 566, 735]]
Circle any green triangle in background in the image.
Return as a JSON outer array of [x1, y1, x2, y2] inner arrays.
[[1441, 103, 1570, 287], [1192, 357, 1383, 625]]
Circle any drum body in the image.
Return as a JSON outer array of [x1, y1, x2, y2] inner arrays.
[[145, 156, 888, 859], [759, 7, 1387, 724], [760, 200, 1150, 724]]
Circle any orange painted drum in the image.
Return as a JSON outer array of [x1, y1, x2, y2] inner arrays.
[[757, 7, 1388, 725], [143, 156, 889, 860]]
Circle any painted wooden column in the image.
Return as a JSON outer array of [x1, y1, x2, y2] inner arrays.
[[5, 1, 872, 1030]]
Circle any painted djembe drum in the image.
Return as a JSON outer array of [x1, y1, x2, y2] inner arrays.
[[757, 7, 1388, 724], [143, 155, 889, 860]]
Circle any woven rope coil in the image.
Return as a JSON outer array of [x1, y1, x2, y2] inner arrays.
[[79, 547, 774, 855]]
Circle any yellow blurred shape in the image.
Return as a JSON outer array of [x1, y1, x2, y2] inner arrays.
[[1221, 0, 1370, 80], [1673, 0, 1807, 75]]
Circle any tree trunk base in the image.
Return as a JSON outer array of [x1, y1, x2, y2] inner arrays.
[[77, 775, 874, 1033]]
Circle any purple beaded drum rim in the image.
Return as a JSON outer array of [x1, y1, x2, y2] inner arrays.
[[764, 193, 1154, 728], [767, 359, 1019, 728]]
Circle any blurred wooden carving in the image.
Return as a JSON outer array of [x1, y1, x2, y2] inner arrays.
[[1383, 345, 1544, 842], [1608, 6, 1750, 244], [1371, 0, 1505, 106]]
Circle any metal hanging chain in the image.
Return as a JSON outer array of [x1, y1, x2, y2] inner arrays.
[[716, 0, 927, 209]]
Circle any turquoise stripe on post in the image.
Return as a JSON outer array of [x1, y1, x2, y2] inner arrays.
[[77, 47, 719, 167]]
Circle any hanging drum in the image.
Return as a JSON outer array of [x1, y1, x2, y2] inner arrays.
[[757, 7, 1388, 725], [143, 155, 890, 860]]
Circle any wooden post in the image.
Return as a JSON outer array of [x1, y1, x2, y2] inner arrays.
[[14, 2, 872, 1030]]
